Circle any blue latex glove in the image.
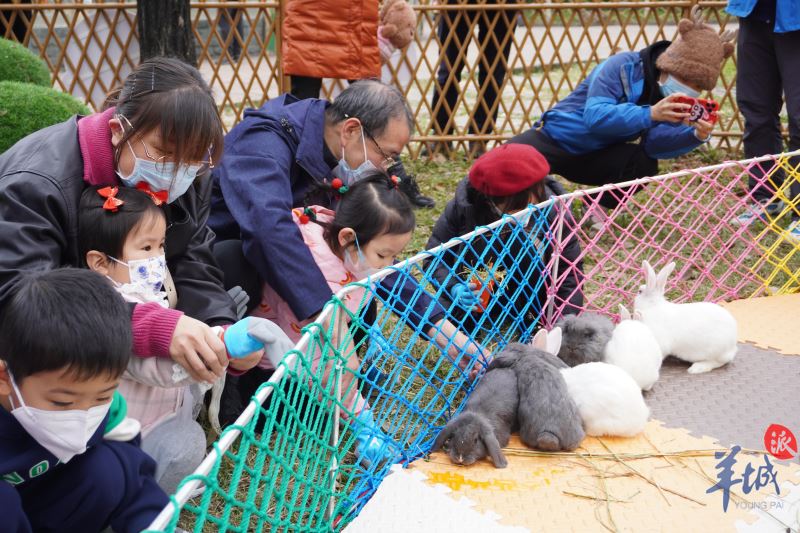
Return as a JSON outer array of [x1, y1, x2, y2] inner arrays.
[[449, 282, 480, 309], [223, 317, 294, 367], [353, 409, 396, 468]]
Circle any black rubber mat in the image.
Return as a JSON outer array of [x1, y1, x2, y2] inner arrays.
[[645, 343, 800, 452]]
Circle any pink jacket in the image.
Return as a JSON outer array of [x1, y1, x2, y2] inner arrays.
[[113, 284, 194, 435], [251, 207, 366, 370]]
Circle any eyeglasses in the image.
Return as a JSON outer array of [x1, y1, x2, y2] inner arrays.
[[363, 128, 397, 169], [119, 114, 215, 173]]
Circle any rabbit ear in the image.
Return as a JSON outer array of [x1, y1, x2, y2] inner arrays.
[[655, 262, 676, 294], [480, 420, 507, 468], [431, 418, 458, 452], [546, 327, 562, 355], [618, 304, 631, 321], [531, 329, 549, 351], [642, 261, 657, 291]]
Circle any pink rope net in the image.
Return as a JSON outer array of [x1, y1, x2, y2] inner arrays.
[[544, 150, 800, 326]]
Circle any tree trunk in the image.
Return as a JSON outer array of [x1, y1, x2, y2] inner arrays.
[[136, 0, 196, 66]]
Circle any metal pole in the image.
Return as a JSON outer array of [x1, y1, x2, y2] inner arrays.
[[325, 308, 345, 523], [546, 197, 566, 328]]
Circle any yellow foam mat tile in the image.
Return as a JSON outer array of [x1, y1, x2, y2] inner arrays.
[[411, 420, 800, 532], [721, 294, 800, 355]]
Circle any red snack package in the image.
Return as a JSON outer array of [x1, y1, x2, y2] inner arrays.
[[675, 95, 719, 124], [469, 276, 495, 314]]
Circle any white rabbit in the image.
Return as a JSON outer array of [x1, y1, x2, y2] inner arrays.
[[534, 326, 649, 437], [634, 261, 737, 374], [603, 305, 662, 391], [559, 362, 650, 437]]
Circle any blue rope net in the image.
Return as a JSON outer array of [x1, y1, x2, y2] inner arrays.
[[146, 201, 557, 532]]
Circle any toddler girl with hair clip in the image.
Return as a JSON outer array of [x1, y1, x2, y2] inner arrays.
[[78, 185, 289, 492], [250, 172, 484, 467]]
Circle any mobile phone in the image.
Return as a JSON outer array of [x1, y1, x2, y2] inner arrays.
[[675, 96, 719, 124]]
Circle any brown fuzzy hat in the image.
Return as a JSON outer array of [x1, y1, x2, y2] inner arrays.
[[655, 6, 737, 91]]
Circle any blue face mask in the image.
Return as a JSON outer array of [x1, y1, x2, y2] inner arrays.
[[658, 74, 701, 98], [115, 115, 202, 203], [332, 127, 382, 186], [343, 236, 381, 280], [116, 145, 201, 204]]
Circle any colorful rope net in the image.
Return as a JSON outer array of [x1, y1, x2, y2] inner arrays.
[[146, 151, 799, 532]]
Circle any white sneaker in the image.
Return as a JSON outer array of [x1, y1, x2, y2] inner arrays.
[[784, 219, 800, 245], [731, 200, 784, 227]]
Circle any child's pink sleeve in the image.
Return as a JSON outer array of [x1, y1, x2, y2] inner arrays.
[[131, 302, 183, 358]]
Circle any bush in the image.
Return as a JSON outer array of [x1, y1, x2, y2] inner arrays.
[[0, 38, 50, 87], [0, 81, 90, 152]]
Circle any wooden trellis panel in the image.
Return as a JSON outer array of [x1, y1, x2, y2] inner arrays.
[[1, 1, 750, 158]]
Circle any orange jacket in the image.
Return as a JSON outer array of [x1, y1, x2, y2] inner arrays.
[[281, 0, 381, 80]]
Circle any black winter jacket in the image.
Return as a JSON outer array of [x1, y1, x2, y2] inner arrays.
[[0, 116, 236, 326], [425, 177, 584, 319]]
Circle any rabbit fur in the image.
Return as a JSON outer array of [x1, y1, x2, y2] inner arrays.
[[492, 331, 584, 451], [431, 362, 519, 468], [560, 362, 650, 437], [535, 328, 649, 437], [604, 305, 663, 390], [634, 261, 737, 374], [556, 312, 614, 367]]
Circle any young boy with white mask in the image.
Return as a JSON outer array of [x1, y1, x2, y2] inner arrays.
[[0, 268, 167, 532]]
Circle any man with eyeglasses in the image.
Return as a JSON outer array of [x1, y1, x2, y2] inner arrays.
[[208, 80, 446, 424]]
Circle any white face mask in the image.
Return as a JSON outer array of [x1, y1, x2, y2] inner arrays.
[[8, 372, 111, 463], [343, 237, 381, 280], [332, 127, 382, 186], [109, 254, 166, 295]]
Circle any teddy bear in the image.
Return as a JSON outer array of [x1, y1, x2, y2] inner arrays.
[[378, 0, 417, 63]]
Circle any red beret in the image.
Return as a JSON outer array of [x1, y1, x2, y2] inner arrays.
[[468, 144, 550, 197]]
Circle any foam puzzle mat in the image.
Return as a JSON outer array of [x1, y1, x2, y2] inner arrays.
[[348, 298, 800, 532]]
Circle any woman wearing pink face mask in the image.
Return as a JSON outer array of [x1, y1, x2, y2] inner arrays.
[[0, 57, 263, 387]]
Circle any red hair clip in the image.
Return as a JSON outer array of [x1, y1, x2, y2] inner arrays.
[[330, 178, 349, 196], [97, 186, 124, 212], [135, 181, 168, 206], [298, 207, 317, 224]]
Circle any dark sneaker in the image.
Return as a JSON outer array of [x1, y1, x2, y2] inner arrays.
[[420, 141, 452, 159], [388, 160, 436, 209], [468, 140, 488, 159]]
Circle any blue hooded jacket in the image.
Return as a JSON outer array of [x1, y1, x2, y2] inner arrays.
[[540, 42, 705, 160], [209, 94, 334, 320], [209, 95, 446, 329]]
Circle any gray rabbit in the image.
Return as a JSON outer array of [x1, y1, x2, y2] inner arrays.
[[492, 334, 584, 452], [431, 363, 518, 468], [555, 312, 614, 367]]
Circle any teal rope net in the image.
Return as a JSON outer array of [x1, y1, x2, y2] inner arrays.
[[145, 202, 557, 532]]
